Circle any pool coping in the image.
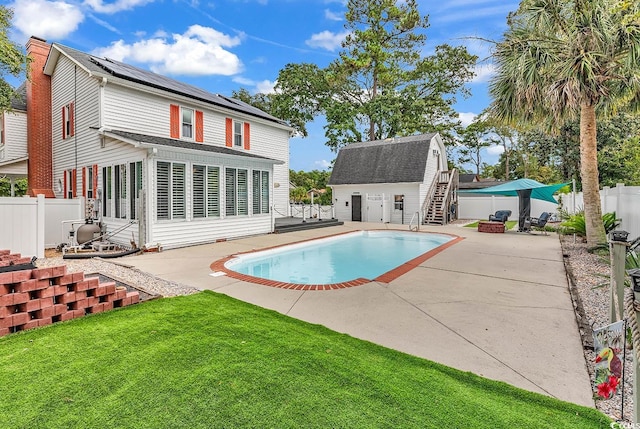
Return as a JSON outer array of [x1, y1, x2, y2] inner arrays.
[[209, 229, 464, 291]]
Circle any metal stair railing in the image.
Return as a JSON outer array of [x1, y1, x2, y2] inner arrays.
[[440, 169, 459, 225], [409, 211, 420, 232]]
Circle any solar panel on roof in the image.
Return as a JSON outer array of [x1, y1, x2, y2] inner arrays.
[[60, 44, 285, 125]]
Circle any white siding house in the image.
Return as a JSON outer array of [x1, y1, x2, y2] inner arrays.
[[26, 39, 292, 250], [328, 134, 450, 225], [0, 84, 28, 195]]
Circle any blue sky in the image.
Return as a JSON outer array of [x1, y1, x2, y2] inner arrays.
[[5, 0, 520, 171]]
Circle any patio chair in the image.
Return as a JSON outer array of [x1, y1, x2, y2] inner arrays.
[[527, 212, 551, 235], [488, 210, 511, 223]]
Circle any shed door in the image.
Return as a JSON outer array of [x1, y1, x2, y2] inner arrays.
[[351, 195, 362, 221]]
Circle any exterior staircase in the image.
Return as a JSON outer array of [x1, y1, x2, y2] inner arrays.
[[422, 170, 459, 225]]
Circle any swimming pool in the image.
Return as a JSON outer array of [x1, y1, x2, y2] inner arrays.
[[218, 230, 460, 288]]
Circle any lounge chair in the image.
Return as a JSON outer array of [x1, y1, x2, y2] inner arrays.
[[527, 212, 550, 235], [489, 210, 511, 223]]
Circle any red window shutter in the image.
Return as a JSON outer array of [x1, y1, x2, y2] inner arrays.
[[195, 110, 204, 143], [72, 169, 77, 197], [82, 167, 87, 197], [243, 122, 250, 150], [69, 102, 75, 137], [170, 104, 180, 139], [225, 118, 233, 147], [62, 106, 67, 139], [63, 173, 67, 199], [93, 164, 98, 197]]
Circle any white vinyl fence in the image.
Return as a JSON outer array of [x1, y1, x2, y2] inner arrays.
[[460, 184, 640, 239], [0, 195, 83, 258], [562, 184, 640, 240], [458, 195, 559, 222]]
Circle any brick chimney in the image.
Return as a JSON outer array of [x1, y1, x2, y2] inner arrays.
[[26, 36, 55, 198]]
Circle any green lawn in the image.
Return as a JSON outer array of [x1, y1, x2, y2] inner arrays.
[[465, 220, 519, 230], [0, 292, 609, 428]]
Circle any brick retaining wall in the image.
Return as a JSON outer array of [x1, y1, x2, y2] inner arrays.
[[0, 250, 140, 337], [478, 221, 506, 233]]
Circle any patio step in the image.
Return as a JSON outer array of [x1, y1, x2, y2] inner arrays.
[[274, 219, 344, 233]]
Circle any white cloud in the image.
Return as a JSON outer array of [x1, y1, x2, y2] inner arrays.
[[458, 112, 477, 127], [486, 145, 504, 156], [231, 77, 276, 94], [232, 77, 255, 86], [93, 25, 243, 76], [472, 63, 496, 83], [315, 160, 332, 169], [324, 9, 342, 21], [84, 0, 155, 14], [153, 29, 169, 38], [11, 0, 84, 40], [434, 4, 516, 24], [255, 79, 276, 94], [305, 30, 349, 51], [87, 13, 121, 34]]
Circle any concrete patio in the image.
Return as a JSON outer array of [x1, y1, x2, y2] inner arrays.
[[121, 221, 594, 407]]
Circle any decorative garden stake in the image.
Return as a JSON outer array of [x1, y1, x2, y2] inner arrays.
[[609, 231, 629, 323]]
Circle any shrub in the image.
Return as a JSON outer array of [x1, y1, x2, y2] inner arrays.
[[559, 211, 620, 237]]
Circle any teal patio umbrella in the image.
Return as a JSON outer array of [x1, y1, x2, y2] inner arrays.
[[460, 178, 569, 231]]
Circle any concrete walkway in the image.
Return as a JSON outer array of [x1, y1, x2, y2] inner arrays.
[[122, 221, 594, 407]]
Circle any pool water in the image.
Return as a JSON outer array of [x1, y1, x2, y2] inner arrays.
[[224, 230, 453, 285]]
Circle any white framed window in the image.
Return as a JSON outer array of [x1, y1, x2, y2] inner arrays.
[[114, 164, 127, 219], [193, 165, 220, 218], [86, 166, 94, 199], [394, 195, 404, 210], [129, 161, 143, 220], [252, 170, 270, 214], [102, 166, 112, 217], [182, 108, 193, 139], [62, 103, 74, 139], [102, 163, 142, 220], [156, 161, 186, 220], [234, 121, 243, 147], [225, 168, 248, 216], [156, 162, 169, 220], [65, 169, 74, 199]]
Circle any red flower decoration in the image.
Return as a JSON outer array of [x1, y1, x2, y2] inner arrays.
[[597, 381, 613, 398], [608, 375, 620, 392]]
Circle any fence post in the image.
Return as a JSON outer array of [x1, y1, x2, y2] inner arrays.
[[36, 194, 45, 258], [610, 240, 627, 323]]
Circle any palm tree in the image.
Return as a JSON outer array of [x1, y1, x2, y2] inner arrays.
[[489, 0, 640, 246]]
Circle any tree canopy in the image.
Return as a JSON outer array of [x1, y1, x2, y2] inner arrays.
[[0, 6, 29, 112], [267, 0, 476, 152], [489, 0, 640, 245]]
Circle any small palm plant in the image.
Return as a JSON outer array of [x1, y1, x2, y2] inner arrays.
[[559, 210, 620, 238]]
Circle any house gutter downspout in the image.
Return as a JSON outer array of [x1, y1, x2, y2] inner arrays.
[[99, 77, 107, 131], [74, 65, 78, 173]]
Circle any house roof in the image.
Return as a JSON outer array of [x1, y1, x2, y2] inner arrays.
[[10, 83, 26, 111], [48, 44, 289, 128], [459, 180, 505, 190], [103, 129, 284, 164], [328, 133, 438, 185], [459, 173, 479, 183]]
